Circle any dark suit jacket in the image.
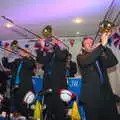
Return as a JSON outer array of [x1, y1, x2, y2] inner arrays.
[[68, 61, 77, 77], [2, 57, 35, 94], [36, 46, 68, 90], [77, 45, 118, 106]]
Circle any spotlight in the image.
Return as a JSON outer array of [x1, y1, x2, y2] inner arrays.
[[72, 18, 83, 24], [4, 23, 14, 28], [76, 32, 80, 35]]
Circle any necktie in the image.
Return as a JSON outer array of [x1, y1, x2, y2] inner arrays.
[[15, 61, 23, 85], [96, 60, 104, 84], [66, 68, 70, 77]]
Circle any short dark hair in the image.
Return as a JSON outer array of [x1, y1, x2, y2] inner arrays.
[[68, 53, 72, 57], [11, 40, 18, 47]]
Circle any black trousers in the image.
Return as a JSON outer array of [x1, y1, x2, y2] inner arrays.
[[0, 71, 7, 94], [13, 88, 32, 118], [44, 92, 66, 120], [83, 98, 119, 120]]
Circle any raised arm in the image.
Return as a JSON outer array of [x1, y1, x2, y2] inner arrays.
[[77, 45, 104, 67], [36, 49, 54, 65], [2, 57, 14, 69], [54, 46, 68, 61], [99, 47, 118, 68]]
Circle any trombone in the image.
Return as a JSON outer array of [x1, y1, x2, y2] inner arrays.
[[1, 16, 69, 51]]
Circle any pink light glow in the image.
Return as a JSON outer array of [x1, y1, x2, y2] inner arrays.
[[7, 0, 111, 24]]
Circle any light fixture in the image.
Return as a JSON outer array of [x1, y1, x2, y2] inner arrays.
[[4, 23, 14, 28], [72, 18, 83, 24], [76, 32, 80, 35]]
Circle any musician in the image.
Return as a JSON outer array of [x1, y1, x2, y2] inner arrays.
[[33, 63, 44, 77], [4, 40, 20, 62], [2, 47, 36, 118], [77, 33, 119, 120], [0, 63, 8, 95], [65, 53, 77, 77], [36, 25, 69, 120]]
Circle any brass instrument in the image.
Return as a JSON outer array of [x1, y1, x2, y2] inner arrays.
[[2, 40, 36, 59], [42, 25, 69, 50], [1, 16, 69, 51], [99, 20, 115, 34], [42, 25, 52, 38], [94, 0, 120, 41]]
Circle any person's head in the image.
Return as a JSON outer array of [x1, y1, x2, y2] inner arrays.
[[82, 37, 94, 50], [67, 53, 72, 61], [10, 40, 18, 49]]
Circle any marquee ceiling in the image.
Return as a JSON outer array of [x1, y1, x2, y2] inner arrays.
[[0, 0, 119, 40]]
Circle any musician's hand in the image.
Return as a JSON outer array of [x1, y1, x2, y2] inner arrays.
[[38, 39, 45, 50], [51, 39, 59, 45], [85, 43, 101, 53], [58, 42, 66, 50], [101, 32, 111, 46], [4, 47, 12, 57], [92, 43, 101, 49], [51, 39, 66, 50]]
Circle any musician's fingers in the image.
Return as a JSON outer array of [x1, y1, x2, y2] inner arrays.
[[52, 39, 59, 45], [38, 39, 45, 48], [58, 42, 66, 50], [4, 47, 12, 57]]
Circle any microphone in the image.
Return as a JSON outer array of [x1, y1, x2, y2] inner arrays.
[[38, 88, 53, 96]]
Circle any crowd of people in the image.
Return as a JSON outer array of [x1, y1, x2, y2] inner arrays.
[[0, 26, 119, 120]]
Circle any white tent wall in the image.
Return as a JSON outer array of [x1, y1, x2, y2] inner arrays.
[[0, 37, 120, 96], [107, 46, 120, 96]]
